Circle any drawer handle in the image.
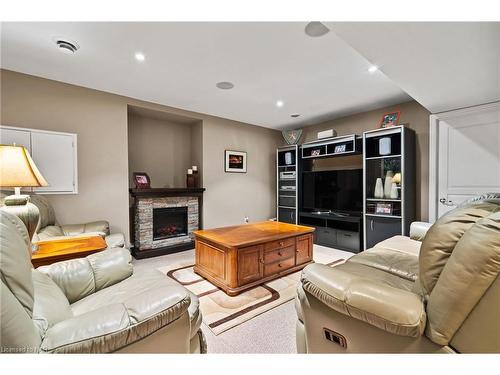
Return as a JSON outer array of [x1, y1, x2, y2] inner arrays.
[[278, 263, 283, 268], [279, 241, 284, 247], [278, 251, 283, 256], [259, 258, 264, 264]]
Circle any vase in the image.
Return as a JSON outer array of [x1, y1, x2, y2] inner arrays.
[[374, 178, 384, 198], [384, 171, 394, 198], [390, 183, 399, 199]]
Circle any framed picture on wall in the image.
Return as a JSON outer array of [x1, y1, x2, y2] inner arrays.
[[378, 111, 401, 128], [133, 172, 151, 189], [224, 150, 247, 173]]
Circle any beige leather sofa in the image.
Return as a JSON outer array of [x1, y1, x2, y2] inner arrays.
[[0, 210, 206, 353], [296, 195, 500, 353], [0, 192, 125, 248]]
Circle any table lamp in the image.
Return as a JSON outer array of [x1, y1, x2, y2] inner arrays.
[[0, 144, 48, 240]]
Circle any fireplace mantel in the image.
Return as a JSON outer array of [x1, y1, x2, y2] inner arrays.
[[129, 187, 205, 198]]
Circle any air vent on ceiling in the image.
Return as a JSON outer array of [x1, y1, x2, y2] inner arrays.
[[56, 39, 79, 54]]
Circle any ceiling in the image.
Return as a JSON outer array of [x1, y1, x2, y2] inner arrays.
[[0, 22, 410, 129], [328, 22, 500, 113]]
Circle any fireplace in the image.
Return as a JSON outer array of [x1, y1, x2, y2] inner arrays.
[[130, 188, 204, 259], [153, 207, 188, 241]]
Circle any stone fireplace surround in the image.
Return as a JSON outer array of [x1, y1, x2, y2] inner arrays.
[[129, 188, 205, 259]]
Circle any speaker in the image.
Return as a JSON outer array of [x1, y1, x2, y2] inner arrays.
[[379, 137, 391, 155]]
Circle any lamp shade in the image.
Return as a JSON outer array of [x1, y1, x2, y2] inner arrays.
[[0, 145, 48, 187]]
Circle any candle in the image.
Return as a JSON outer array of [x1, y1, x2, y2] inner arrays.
[[187, 169, 193, 175], [192, 165, 198, 171]]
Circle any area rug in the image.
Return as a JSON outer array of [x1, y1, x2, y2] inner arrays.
[[158, 251, 344, 335]]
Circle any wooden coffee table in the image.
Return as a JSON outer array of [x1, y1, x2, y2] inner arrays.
[[32, 235, 107, 268], [193, 221, 315, 296]]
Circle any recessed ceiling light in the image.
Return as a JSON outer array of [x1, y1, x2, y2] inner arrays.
[[291, 113, 301, 118], [276, 100, 284, 108], [368, 65, 378, 73], [135, 52, 145, 62], [216, 81, 234, 90], [55, 39, 79, 54], [304, 22, 330, 37]]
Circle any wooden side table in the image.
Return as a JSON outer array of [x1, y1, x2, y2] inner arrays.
[[32, 235, 107, 268]]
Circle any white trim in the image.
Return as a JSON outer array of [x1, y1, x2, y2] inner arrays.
[[428, 114, 439, 223]]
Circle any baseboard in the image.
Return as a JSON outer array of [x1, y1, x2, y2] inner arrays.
[[131, 241, 194, 259]]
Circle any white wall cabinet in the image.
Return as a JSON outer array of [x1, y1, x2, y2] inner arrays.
[[0, 125, 78, 194]]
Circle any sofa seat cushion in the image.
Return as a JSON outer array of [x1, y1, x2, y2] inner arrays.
[[373, 235, 422, 256], [71, 270, 201, 338], [348, 247, 419, 282]]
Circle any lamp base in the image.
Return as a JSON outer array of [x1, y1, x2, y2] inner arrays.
[[0, 194, 40, 243]]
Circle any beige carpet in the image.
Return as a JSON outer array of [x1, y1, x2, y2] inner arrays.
[[158, 251, 344, 335]]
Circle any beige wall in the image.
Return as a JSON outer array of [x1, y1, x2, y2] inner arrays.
[[202, 118, 282, 228], [128, 114, 194, 188], [296, 101, 431, 221], [0, 69, 282, 240], [0, 70, 130, 237]]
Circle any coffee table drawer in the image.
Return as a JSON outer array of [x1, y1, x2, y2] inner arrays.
[[264, 245, 295, 264], [264, 256, 295, 277], [264, 237, 295, 252]]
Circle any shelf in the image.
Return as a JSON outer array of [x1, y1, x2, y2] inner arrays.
[[278, 164, 296, 168], [365, 154, 401, 160], [278, 205, 296, 209], [365, 213, 402, 219], [366, 198, 401, 202]]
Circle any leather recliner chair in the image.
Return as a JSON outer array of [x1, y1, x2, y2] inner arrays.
[[0, 210, 206, 353], [0, 192, 125, 248], [296, 195, 500, 353]]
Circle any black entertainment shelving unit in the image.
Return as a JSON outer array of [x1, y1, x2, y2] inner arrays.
[[297, 135, 364, 253], [363, 126, 416, 250], [276, 145, 298, 224]]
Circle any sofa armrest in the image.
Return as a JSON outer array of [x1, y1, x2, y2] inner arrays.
[[41, 288, 192, 353], [38, 248, 133, 303], [409, 221, 432, 241], [300, 264, 426, 337], [105, 233, 125, 248], [60, 220, 110, 236], [40, 303, 130, 352]]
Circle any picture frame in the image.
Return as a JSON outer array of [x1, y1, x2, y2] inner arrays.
[[224, 150, 247, 173], [133, 172, 151, 189], [378, 111, 401, 128], [375, 202, 393, 215]]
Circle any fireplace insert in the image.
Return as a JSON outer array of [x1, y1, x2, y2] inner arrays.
[[153, 207, 188, 241]]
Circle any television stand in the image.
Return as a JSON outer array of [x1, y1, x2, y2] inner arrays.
[[299, 211, 362, 253]]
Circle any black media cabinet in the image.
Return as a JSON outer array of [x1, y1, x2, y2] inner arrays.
[[299, 211, 362, 253]]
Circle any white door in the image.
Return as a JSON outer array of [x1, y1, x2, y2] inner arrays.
[[31, 132, 76, 193], [429, 102, 500, 221]]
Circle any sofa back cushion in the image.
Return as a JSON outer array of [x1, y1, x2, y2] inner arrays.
[[0, 211, 35, 316], [38, 258, 96, 303], [32, 270, 73, 333], [87, 248, 133, 291], [29, 194, 56, 229], [1, 281, 41, 353], [425, 212, 500, 346], [419, 197, 500, 297]]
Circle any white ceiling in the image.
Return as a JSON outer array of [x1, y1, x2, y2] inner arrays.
[[328, 22, 500, 114], [0, 22, 410, 129]]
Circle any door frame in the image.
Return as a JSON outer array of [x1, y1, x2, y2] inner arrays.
[[428, 101, 500, 222]]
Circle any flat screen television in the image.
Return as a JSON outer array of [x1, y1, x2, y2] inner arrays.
[[302, 169, 363, 214]]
